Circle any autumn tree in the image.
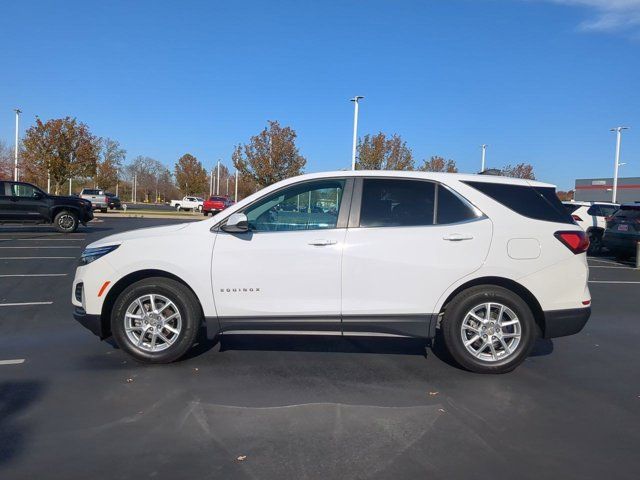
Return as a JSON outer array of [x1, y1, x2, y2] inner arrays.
[[0, 140, 12, 179], [232, 120, 306, 188], [419, 156, 458, 173], [556, 190, 574, 201], [21, 117, 101, 194], [95, 138, 126, 191], [126, 156, 173, 202], [356, 132, 414, 171], [174, 153, 208, 195], [502, 163, 535, 180]]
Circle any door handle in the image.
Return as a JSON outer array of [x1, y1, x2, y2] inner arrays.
[[443, 233, 474, 241], [308, 239, 337, 246]]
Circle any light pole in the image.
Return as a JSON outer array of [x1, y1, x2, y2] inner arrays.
[[226, 176, 229, 196], [210, 168, 214, 197], [216, 159, 221, 195], [350, 96, 364, 170], [69, 178, 72, 195], [481, 144, 487, 172], [14, 108, 21, 181], [610, 126, 629, 203], [234, 169, 238, 202]]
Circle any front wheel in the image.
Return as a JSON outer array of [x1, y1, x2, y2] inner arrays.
[[440, 285, 537, 374], [53, 210, 79, 233], [175, 205, 181, 211], [111, 277, 202, 363]]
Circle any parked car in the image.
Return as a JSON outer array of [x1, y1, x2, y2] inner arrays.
[[169, 196, 204, 212], [202, 196, 233, 216], [72, 171, 591, 374], [80, 188, 109, 213], [106, 193, 122, 210], [562, 201, 619, 254], [0, 180, 93, 232], [602, 203, 640, 259]]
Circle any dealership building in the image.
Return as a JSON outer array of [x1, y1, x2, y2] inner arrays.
[[574, 177, 640, 203]]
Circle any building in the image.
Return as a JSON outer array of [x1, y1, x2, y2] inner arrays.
[[574, 177, 640, 203]]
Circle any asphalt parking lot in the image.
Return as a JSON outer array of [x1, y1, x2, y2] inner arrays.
[[1, 217, 639, 480]]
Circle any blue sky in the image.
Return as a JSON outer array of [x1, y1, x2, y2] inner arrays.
[[1, 0, 639, 190]]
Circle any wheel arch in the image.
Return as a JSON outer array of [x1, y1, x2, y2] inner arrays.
[[51, 205, 81, 219], [100, 269, 206, 338], [438, 276, 545, 337]]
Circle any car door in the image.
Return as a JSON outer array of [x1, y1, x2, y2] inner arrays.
[[9, 183, 47, 221], [0, 181, 13, 221], [341, 178, 492, 337], [211, 178, 352, 333]]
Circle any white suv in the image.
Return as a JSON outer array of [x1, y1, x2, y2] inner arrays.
[[562, 201, 619, 254], [72, 171, 591, 373]]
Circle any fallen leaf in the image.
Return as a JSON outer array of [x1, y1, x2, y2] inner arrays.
[[126, 378, 134, 383], [236, 455, 247, 462], [194, 368, 199, 372], [438, 408, 446, 413], [429, 391, 439, 396]]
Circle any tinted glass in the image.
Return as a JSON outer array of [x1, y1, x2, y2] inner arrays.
[[464, 181, 574, 224], [436, 185, 479, 224], [613, 206, 640, 220], [245, 180, 345, 232], [83, 189, 100, 195], [0, 182, 6, 196], [563, 203, 581, 214], [360, 179, 435, 227], [586, 205, 600, 216], [598, 205, 618, 217], [12, 183, 40, 198]]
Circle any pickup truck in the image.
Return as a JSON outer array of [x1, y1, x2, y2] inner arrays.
[[80, 188, 109, 213], [0, 180, 93, 232], [169, 196, 204, 212]]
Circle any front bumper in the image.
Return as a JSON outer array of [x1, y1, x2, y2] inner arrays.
[[74, 307, 109, 339], [542, 307, 591, 339], [79, 209, 94, 223]]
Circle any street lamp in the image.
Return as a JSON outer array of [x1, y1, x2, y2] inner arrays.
[[610, 126, 629, 203], [481, 144, 487, 172], [350, 96, 364, 170], [13, 108, 21, 181], [216, 159, 221, 196]]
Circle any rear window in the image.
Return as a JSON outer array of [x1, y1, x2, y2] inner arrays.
[[83, 189, 102, 195], [209, 196, 225, 201], [464, 181, 574, 224], [613, 206, 640, 220], [563, 203, 581, 214], [594, 205, 618, 217]]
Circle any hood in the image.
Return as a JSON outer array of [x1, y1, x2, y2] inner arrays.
[[88, 222, 192, 248], [51, 194, 88, 203]]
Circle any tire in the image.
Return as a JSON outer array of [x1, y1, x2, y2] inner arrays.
[[587, 230, 602, 255], [101, 208, 108, 213], [111, 277, 202, 363], [440, 285, 537, 374], [53, 210, 79, 233], [175, 205, 181, 211], [203, 211, 209, 216]]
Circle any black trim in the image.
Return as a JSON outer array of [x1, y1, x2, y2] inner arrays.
[[73, 307, 108, 339], [348, 178, 363, 228], [542, 307, 591, 339]]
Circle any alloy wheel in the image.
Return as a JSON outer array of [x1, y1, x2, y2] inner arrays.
[[460, 302, 522, 362], [124, 294, 182, 352]]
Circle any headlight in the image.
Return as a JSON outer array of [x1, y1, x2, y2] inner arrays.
[[79, 245, 119, 266]]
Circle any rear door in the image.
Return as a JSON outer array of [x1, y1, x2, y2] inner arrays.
[[0, 182, 13, 220], [341, 178, 492, 337]]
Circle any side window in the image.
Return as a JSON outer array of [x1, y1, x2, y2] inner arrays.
[[0, 182, 6, 196], [586, 205, 600, 217], [360, 179, 435, 227], [12, 183, 38, 198], [244, 179, 345, 232], [436, 185, 480, 224]]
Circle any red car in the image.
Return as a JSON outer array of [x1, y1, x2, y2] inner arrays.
[[203, 196, 233, 216]]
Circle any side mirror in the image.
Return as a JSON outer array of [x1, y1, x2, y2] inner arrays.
[[221, 212, 249, 233]]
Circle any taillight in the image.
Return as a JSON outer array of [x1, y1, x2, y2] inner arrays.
[[554, 231, 589, 254], [571, 214, 582, 222]]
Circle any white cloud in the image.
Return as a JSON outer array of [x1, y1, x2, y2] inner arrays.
[[546, 0, 640, 33]]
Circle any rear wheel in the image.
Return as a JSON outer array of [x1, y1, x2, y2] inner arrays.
[[587, 230, 603, 255], [203, 211, 209, 216], [175, 205, 181, 211], [111, 277, 201, 363], [53, 210, 79, 233], [440, 285, 537, 374]]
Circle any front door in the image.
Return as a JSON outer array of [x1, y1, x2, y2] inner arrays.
[[212, 178, 351, 333], [9, 183, 47, 221], [341, 178, 492, 337]]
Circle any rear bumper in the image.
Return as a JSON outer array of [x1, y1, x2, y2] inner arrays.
[[542, 307, 591, 339], [73, 307, 108, 339], [603, 232, 639, 253]]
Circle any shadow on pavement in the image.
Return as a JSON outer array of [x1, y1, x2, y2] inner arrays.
[[0, 381, 46, 467]]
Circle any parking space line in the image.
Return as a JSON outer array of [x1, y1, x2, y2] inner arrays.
[[0, 256, 76, 259], [588, 281, 640, 284], [0, 246, 80, 249], [0, 238, 85, 241], [0, 274, 67, 277], [0, 359, 25, 366], [0, 301, 53, 307]]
